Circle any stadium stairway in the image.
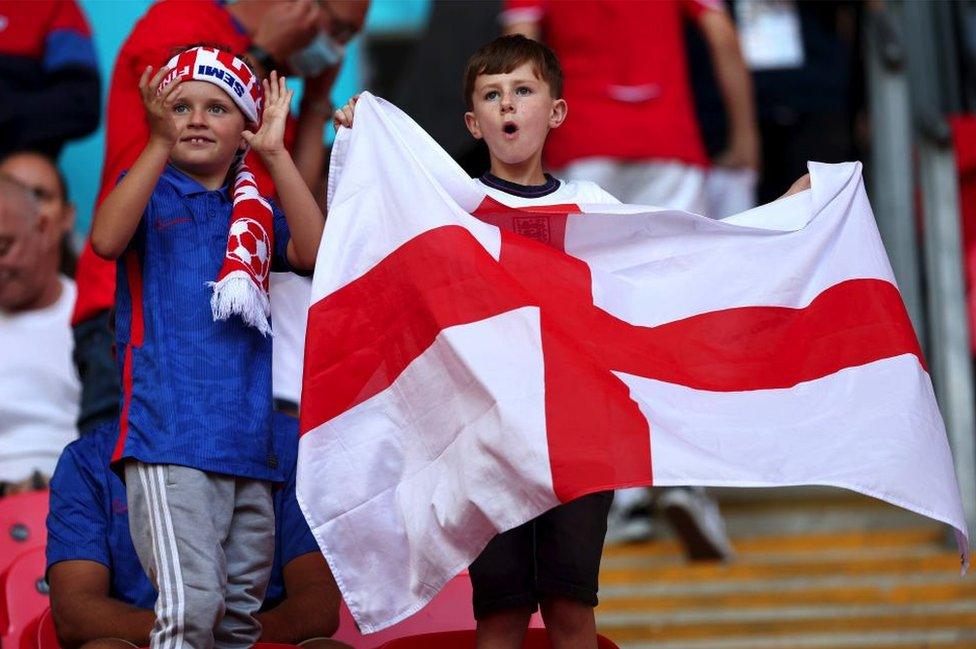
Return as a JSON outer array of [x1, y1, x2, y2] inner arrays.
[[596, 487, 975, 649]]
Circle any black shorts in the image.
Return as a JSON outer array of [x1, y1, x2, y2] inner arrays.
[[468, 491, 613, 619]]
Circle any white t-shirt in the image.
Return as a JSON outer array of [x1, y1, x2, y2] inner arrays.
[[0, 276, 80, 482], [477, 173, 621, 207]]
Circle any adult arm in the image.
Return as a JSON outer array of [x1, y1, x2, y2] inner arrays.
[[291, 70, 337, 198], [48, 561, 154, 649], [256, 553, 342, 642], [247, 74, 324, 270], [696, 8, 760, 170]]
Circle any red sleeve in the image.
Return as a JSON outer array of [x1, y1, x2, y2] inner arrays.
[[953, 116, 976, 175], [500, 0, 545, 26], [99, 3, 212, 208], [72, 244, 114, 324], [0, 0, 55, 58], [74, 7, 175, 324], [48, 0, 92, 35], [43, 0, 97, 72], [681, 0, 724, 21]]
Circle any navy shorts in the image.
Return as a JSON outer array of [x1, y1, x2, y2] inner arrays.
[[468, 491, 613, 619]]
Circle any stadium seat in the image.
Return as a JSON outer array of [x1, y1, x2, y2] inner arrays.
[[0, 547, 50, 649], [332, 572, 543, 648], [35, 607, 59, 649], [0, 491, 49, 574], [17, 610, 43, 649], [377, 629, 620, 648]]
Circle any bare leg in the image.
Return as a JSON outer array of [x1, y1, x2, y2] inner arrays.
[[475, 608, 533, 649], [539, 597, 598, 649]]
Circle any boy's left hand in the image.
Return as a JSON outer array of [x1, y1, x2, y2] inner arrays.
[[244, 71, 294, 157], [783, 174, 812, 197], [333, 94, 360, 130], [779, 174, 811, 199]]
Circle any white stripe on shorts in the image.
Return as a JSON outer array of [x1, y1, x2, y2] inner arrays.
[[137, 465, 172, 649]]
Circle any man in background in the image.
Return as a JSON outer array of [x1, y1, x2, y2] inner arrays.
[[0, 153, 80, 495], [505, 0, 755, 557]]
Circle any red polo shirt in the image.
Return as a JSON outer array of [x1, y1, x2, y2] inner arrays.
[[502, 0, 719, 171]]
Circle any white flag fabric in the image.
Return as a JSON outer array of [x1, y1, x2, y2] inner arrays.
[[297, 93, 969, 633]]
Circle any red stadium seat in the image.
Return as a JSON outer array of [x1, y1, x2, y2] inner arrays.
[[35, 608, 59, 649], [377, 629, 620, 648], [0, 491, 49, 574], [332, 572, 544, 648], [18, 610, 43, 649], [0, 547, 50, 649]]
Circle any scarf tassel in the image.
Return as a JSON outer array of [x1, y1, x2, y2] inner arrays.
[[209, 271, 272, 337]]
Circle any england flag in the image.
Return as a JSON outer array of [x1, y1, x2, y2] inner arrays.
[[296, 93, 969, 633]]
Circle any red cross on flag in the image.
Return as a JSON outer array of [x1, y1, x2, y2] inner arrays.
[[297, 93, 970, 633]]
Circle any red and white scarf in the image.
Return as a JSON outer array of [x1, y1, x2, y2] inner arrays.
[[159, 46, 275, 335]]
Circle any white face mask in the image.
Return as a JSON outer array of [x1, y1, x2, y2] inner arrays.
[[288, 31, 345, 77]]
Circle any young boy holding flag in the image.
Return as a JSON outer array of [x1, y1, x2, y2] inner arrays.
[[90, 45, 324, 649], [335, 34, 618, 649], [459, 35, 616, 649]]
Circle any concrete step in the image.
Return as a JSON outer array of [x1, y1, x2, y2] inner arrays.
[[596, 493, 969, 649]]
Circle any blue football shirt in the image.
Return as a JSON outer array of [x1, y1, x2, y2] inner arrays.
[[111, 164, 294, 480], [46, 413, 318, 609]]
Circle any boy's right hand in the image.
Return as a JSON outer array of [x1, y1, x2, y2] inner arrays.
[[139, 65, 184, 147], [333, 94, 360, 131]]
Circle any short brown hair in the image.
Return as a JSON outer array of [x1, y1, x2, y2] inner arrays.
[[463, 35, 563, 110]]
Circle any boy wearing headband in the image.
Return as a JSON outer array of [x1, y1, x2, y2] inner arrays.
[[90, 46, 324, 649]]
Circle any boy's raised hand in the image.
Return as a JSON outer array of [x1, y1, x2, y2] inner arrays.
[[140, 66, 184, 146], [243, 71, 294, 157], [778, 174, 811, 200], [333, 94, 360, 131]]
